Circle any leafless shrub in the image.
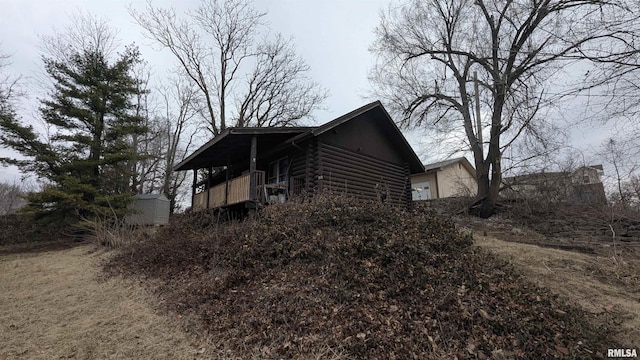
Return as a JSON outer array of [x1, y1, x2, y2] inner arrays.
[[79, 215, 147, 248], [0, 213, 67, 246], [0, 180, 27, 215], [79, 203, 151, 248]]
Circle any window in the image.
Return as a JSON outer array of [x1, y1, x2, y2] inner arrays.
[[268, 158, 289, 184], [583, 175, 589, 184]]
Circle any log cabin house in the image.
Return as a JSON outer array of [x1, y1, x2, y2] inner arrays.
[[174, 101, 425, 211]]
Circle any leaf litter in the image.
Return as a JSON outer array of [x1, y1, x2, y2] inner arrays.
[[105, 194, 616, 359]]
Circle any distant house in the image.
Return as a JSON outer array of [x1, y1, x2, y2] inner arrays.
[[125, 194, 171, 226], [174, 101, 425, 211], [501, 165, 606, 204], [411, 157, 477, 200]]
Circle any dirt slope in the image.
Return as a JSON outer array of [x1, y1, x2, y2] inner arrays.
[[0, 244, 210, 359], [475, 236, 640, 347]]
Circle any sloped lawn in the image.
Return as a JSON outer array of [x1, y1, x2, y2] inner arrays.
[[0, 244, 209, 359]]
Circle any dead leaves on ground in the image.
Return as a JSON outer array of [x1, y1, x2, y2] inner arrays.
[[105, 194, 616, 359]]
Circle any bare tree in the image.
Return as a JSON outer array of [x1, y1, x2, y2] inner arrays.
[[371, 0, 640, 217], [127, 76, 199, 213], [0, 51, 25, 199], [130, 0, 326, 135], [622, 175, 640, 208], [598, 137, 639, 207], [155, 78, 199, 213], [39, 11, 119, 65], [0, 180, 26, 215], [0, 49, 20, 126], [128, 62, 154, 194], [236, 34, 327, 127]]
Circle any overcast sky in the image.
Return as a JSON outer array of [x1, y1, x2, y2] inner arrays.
[[1, 0, 393, 116], [0, 0, 619, 184], [0, 0, 416, 181]]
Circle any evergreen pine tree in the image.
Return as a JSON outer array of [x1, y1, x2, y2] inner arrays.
[[0, 46, 147, 223]]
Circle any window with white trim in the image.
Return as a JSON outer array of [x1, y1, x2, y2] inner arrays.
[[268, 157, 289, 184]]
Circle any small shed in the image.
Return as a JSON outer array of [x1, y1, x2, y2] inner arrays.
[[125, 194, 170, 226]]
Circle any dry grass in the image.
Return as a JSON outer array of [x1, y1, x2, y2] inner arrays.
[[474, 236, 640, 347], [0, 243, 214, 359], [2, 203, 634, 358]]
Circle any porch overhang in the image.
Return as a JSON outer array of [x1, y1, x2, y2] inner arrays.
[[174, 127, 312, 171]]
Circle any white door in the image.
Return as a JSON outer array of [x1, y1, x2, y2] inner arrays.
[[412, 181, 431, 201]]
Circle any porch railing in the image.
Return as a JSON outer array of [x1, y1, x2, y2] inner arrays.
[[193, 171, 265, 211]]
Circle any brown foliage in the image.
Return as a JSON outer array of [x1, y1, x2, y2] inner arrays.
[[501, 199, 640, 245], [0, 214, 67, 246], [105, 194, 616, 359]]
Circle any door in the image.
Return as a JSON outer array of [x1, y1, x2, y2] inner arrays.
[[412, 181, 431, 201]]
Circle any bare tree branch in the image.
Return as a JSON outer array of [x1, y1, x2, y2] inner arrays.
[[39, 11, 119, 64], [371, 0, 640, 217], [130, 0, 326, 136]]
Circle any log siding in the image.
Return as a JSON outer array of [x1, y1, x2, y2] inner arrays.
[[316, 142, 408, 206]]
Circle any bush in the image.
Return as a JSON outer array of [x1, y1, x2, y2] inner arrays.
[[0, 214, 67, 246], [79, 216, 150, 248]]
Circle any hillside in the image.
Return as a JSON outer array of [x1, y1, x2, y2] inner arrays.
[[443, 199, 640, 348], [0, 244, 208, 359], [105, 195, 617, 359]]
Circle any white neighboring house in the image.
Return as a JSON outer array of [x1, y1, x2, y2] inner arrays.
[[411, 157, 477, 201], [125, 194, 170, 226]]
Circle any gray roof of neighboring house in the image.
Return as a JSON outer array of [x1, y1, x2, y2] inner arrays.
[[135, 193, 169, 201], [419, 157, 476, 178], [423, 157, 466, 171]]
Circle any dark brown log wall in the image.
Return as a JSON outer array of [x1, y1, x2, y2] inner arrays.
[[316, 142, 410, 207], [319, 112, 406, 165], [305, 139, 318, 195], [289, 146, 306, 196]]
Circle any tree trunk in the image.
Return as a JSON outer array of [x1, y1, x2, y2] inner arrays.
[[474, 95, 504, 218], [479, 174, 500, 218], [89, 111, 105, 198], [478, 142, 502, 218], [475, 161, 490, 200]]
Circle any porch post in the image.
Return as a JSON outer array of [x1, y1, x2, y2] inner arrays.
[[225, 159, 230, 205], [249, 135, 257, 201], [206, 167, 212, 209], [191, 169, 197, 210]]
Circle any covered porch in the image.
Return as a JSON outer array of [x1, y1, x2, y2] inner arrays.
[[192, 171, 265, 211], [174, 127, 310, 211]]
